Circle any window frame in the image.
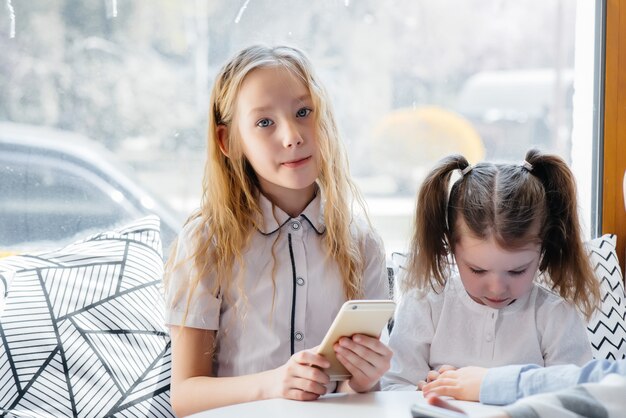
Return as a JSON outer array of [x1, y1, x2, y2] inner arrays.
[[601, 0, 626, 272]]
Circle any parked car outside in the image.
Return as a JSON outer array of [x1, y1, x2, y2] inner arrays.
[[455, 68, 574, 161], [0, 122, 181, 254]]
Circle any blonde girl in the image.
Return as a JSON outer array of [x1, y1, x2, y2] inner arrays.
[[164, 45, 391, 416], [382, 150, 600, 391]]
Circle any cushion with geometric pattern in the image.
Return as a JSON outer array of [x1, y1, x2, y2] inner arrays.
[[586, 234, 626, 360], [0, 216, 174, 417]]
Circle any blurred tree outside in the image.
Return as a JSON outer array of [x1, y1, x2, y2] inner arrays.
[[372, 106, 485, 194]]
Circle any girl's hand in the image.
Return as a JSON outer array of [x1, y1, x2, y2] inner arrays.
[[269, 349, 331, 401], [421, 366, 488, 401], [417, 364, 457, 390], [334, 334, 392, 393]]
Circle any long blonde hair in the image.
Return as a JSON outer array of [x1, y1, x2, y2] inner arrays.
[[405, 149, 600, 319], [164, 45, 367, 320]]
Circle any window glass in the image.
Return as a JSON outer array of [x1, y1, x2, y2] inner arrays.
[[0, 0, 599, 253], [1, 150, 137, 246]]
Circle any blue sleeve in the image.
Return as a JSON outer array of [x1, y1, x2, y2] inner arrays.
[[480, 359, 626, 405]]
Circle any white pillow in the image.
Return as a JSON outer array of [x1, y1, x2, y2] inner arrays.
[[0, 216, 174, 417], [586, 234, 626, 360]]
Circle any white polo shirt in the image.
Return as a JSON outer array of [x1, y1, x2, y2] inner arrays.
[[382, 274, 592, 391], [165, 192, 389, 377]]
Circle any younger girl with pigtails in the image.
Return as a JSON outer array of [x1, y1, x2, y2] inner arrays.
[[164, 45, 391, 416], [382, 149, 601, 391]]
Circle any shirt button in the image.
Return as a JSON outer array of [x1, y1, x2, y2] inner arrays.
[[486, 333, 493, 342], [295, 331, 304, 341], [291, 221, 301, 230], [296, 277, 305, 286]]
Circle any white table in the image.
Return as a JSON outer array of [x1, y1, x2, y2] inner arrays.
[[189, 390, 502, 418]]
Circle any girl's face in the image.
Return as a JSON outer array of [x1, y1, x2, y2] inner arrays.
[[234, 66, 319, 202], [454, 229, 541, 309]]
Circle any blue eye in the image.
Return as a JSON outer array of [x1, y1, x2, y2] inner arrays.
[[296, 108, 312, 118], [256, 118, 273, 128]]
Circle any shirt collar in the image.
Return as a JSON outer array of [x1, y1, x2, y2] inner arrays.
[[257, 190, 326, 235]]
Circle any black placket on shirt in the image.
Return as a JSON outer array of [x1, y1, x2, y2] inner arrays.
[[287, 233, 298, 355]]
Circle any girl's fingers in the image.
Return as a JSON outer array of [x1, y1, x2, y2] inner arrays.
[[293, 350, 331, 369], [336, 342, 374, 367], [295, 350, 331, 368], [332, 336, 392, 392], [289, 362, 330, 386], [289, 376, 329, 396], [426, 369, 440, 383], [277, 350, 335, 401], [336, 337, 369, 359], [284, 388, 323, 401], [336, 351, 379, 393], [336, 350, 363, 376], [423, 377, 454, 389], [425, 367, 457, 385], [425, 385, 458, 398], [438, 364, 457, 374], [335, 345, 387, 382], [336, 336, 391, 368], [422, 378, 460, 397], [336, 350, 375, 383], [349, 334, 389, 355]]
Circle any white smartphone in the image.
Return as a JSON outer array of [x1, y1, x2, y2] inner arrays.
[[411, 403, 468, 418], [316, 299, 395, 381]]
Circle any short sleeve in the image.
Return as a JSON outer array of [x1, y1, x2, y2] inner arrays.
[[358, 222, 390, 300], [164, 218, 221, 330]]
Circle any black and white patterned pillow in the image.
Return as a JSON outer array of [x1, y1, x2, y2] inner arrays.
[[586, 234, 626, 360], [0, 216, 174, 417]]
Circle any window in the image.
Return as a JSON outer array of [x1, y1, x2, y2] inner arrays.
[[0, 0, 607, 255], [0, 152, 130, 245], [0, 123, 179, 249]]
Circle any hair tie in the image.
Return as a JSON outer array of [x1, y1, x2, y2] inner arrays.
[[521, 160, 533, 172], [461, 165, 473, 176]]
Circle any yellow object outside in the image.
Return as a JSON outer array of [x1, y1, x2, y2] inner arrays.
[[371, 106, 485, 187]]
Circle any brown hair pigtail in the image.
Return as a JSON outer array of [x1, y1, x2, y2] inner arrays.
[[404, 155, 470, 293], [525, 149, 600, 319]]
